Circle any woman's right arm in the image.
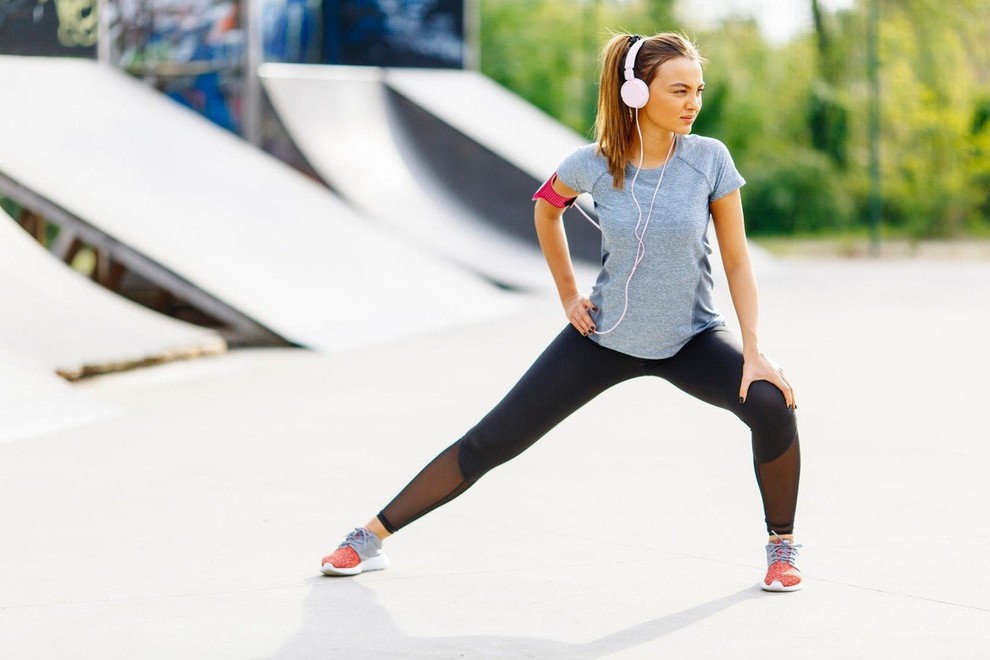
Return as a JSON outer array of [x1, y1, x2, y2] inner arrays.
[[534, 179, 597, 336]]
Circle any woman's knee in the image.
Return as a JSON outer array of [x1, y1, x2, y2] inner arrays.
[[742, 380, 797, 462], [457, 421, 534, 482]]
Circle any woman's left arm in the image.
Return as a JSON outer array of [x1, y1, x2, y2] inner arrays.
[[711, 190, 795, 409]]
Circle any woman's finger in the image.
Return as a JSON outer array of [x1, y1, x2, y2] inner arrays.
[[565, 297, 598, 336], [738, 375, 752, 403], [779, 373, 797, 409], [574, 314, 595, 334], [772, 372, 795, 409], [570, 316, 590, 335]]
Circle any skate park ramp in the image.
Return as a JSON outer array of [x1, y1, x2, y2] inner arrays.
[[0, 56, 516, 353], [383, 67, 585, 184], [259, 64, 604, 291], [0, 341, 119, 444], [0, 210, 226, 379]]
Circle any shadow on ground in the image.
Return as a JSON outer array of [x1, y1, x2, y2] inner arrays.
[[271, 577, 767, 659]]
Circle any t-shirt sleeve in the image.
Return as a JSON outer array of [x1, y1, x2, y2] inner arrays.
[[554, 145, 596, 194], [709, 141, 746, 201]]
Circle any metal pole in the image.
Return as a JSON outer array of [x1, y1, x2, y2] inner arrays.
[[585, 0, 601, 133], [243, 0, 264, 145], [867, 0, 882, 255], [97, 0, 111, 66], [464, 0, 480, 70]]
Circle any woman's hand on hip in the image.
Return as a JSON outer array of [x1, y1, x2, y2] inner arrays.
[[739, 353, 796, 409], [564, 295, 597, 336]]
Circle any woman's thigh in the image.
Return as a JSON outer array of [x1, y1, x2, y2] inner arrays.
[[458, 326, 644, 478], [645, 326, 748, 411]]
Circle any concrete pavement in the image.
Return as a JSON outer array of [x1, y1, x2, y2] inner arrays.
[[1, 255, 988, 658]]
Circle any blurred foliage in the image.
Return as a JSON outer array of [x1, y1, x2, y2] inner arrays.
[[479, 0, 990, 238]]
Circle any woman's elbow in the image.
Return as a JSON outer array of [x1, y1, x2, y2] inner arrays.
[[534, 199, 565, 225], [720, 246, 753, 277]]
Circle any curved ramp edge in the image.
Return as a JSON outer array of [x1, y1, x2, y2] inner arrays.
[[0, 210, 227, 379], [384, 68, 588, 181], [259, 63, 557, 291]]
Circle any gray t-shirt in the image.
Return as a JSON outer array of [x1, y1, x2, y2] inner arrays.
[[556, 134, 745, 359]]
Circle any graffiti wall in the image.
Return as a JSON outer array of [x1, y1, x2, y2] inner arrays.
[[323, 0, 464, 68], [0, 0, 465, 135], [263, 0, 465, 68], [0, 0, 99, 56], [263, 0, 322, 63], [104, 0, 246, 132]]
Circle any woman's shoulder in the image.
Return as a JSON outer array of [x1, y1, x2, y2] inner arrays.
[[562, 142, 606, 166], [677, 134, 745, 195], [677, 134, 732, 159], [676, 134, 736, 176], [557, 143, 610, 192]]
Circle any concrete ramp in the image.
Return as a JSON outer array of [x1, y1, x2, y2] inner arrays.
[[0, 211, 226, 379], [259, 64, 603, 291], [384, 68, 586, 182], [0, 57, 515, 353], [0, 341, 119, 444]]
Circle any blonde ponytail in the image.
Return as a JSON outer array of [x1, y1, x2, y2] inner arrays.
[[594, 32, 706, 189], [595, 34, 637, 190]]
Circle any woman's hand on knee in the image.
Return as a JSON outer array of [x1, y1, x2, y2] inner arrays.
[[563, 295, 597, 336], [739, 353, 796, 409]]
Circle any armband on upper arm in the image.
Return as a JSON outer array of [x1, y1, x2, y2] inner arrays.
[[532, 173, 577, 209]]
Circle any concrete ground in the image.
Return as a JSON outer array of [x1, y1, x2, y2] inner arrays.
[[2, 256, 989, 659]]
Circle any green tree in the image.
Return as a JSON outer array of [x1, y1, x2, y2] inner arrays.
[[480, 0, 677, 136], [479, 0, 990, 237], [868, 0, 989, 236]]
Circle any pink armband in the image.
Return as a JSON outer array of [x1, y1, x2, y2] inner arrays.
[[532, 173, 577, 208]]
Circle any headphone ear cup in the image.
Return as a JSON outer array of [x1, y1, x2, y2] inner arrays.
[[620, 78, 650, 109]]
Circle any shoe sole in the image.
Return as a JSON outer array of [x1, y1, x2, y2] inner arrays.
[[321, 553, 389, 577], [761, 579, 803, 592]]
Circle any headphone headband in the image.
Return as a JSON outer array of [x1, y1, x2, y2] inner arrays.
[[624, 36, 646, 82]]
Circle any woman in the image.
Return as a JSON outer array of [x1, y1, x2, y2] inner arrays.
[[321, 32, 803, 592]]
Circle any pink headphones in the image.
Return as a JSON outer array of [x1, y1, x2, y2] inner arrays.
[[620, 36, 650, 109]]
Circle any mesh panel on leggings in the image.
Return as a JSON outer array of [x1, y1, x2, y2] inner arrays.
[[377, 442, 471, 533], [755, 434, 801, 535]]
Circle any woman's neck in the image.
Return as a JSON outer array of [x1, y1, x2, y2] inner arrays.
[[628, 127, 676, 167]]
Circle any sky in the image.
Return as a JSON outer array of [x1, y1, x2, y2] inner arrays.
[[676, 0, 858, 44]]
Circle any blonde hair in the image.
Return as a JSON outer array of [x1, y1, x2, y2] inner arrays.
[[595, 32, 706, 189]]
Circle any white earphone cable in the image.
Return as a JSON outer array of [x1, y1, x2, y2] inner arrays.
[[594, 112, 676, 336]]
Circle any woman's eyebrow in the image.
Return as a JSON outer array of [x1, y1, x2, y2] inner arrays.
[[668, 81, 705, 89]]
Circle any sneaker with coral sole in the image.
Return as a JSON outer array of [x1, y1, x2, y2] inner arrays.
[[321, 527, 389, 577]]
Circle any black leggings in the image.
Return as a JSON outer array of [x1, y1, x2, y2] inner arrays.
[[377, 325, 800, 535]]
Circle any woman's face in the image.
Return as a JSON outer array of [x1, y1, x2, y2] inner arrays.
[[643, 56, 704, 135]]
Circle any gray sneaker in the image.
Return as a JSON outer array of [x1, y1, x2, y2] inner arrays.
[[321, 527, 389, 576]]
